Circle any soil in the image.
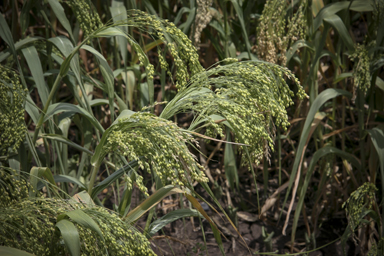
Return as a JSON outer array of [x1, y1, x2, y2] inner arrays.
[[127, 182, 356, 256]]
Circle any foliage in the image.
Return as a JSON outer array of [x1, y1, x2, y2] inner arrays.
[[0, 168, 155, 256], [0, 0, 384, 255]]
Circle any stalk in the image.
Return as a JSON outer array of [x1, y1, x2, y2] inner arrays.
[[223, 1, 228, 58], [29, 74, 63, 163], [357, 88, 366, 182], [263, 156, 268, 199], [88, 162, 101, 195]]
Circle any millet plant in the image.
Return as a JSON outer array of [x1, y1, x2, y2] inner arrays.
[[2, 0, 383, 255], [0, 0, 305, 255]]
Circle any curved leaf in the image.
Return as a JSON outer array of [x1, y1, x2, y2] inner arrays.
[[37, 174, 87, 191], [91, 160, 139, 199], [90, 99, 119, 109], [323, 14, 354, 52], [286, 40, 314, 64], [81, 45, 115, 123], [58, 209, 103, 240], [110, 5, 128, 64], [230, 0, 251, 58], [291, 146, 361, 245], [41, 134, 93, 156], [22, 46, 49, 105], [281, 88, 352, 232], [55, 219, 80, 256], [0, 36, 43, 62], [0, 246, 36, 256], [44, 103, 104, 133], [314, 0, 374, 31], [29, 167, 57, 198], [148, 209, 203, 237], [124, 185, 184, 223], [48, 0, 74, 42]]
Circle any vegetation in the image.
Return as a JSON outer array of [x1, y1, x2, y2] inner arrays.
[[0, 0, 383, 255]]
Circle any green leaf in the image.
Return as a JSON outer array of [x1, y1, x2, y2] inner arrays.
[[91, 160, 139, 199], [180, 7, 196, 35], [291, 146, 361, 246], [0, 36, 43, 62], [29, 167, 57, 198], [115, 93, 128, 111], [334, 72, 353, 84], [286, 40, 314, 64], [323, 14, 354, 52], [55, 219, 80, 256], [281, 88, 352, 230], [21, 46, 49, 106], [47, 0, 74, 42], [209, 20, 225, 38], [224, 128, 238, 191], [48, 36, 93, 112], [148, 209, 203, 237], [92, 27, 154, 106], [110, 5, 128, 64], [58, 209, 104, 240], [20, 0, 35, 35], [58, 117, 71, 173], [314, 0, 374, 31], [367, 127, 384, 197], [0, 13, 16, 53], [48, 37, 84, 99], [44, 103, 104, 133], [25, 94, 40, 124], [174, 7, 191, 25], [37, 174, 86, 191], [124, 185, 184, 223], [230, 0, 251, 58], [90, 99, 119, 109], [121, 70, 136, 110], [0, 246, 36, 256], [93, 27, 125, 37], [25, 133, 42, 167], [81, 45, 115, 122], [376, 77, 384, 92]]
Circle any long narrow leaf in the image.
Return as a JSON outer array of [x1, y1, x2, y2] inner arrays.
[[291, 146, 361, 246], [47, 0, 74, 42], [22, 46, 49, 105], [37, 174, 87, 191], [323, 14, 354, 52], [58, 209, 104, 240], [281, 89, 351, 230], [29, 167, 57, 198], [314, 0, 374, 31], [148, 209, 203, 237], [124, 185, 184, 223], [41, 134, 93, 156], [230, 0, 251, 58], [0, 246, 36, 256], [81, 45, 115, 123], [55, 219, 80, 256], [91, 160, 138, 199], [44, 103, 104, 133]]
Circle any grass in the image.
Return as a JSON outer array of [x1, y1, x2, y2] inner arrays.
[[0, 0, 384, 255]]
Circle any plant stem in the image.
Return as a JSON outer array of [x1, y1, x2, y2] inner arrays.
[[28, 74, 63, 163], [88, 162, 100, 195]]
